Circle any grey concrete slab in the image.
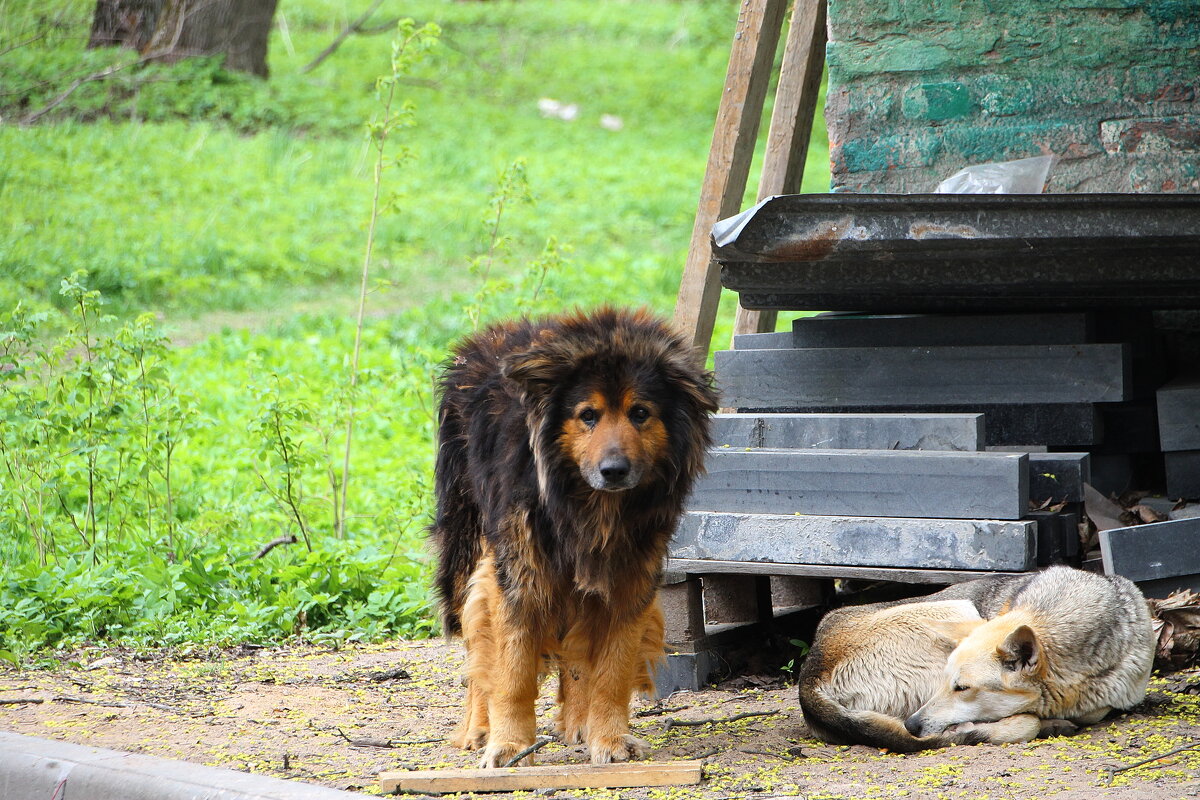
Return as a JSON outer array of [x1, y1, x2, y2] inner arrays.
[[711, 412, 984, 451], [667, 558, 1029, 584], [738, 403, 1100, 447], [655, 652, 716, 695], [0, 731, 368, 800], [714, 344, 1131, 408], [791, 312, 1094, 348], [1027, 508, 1081, 567], [671, 512, 1036, 571], [732, 331, 795, 350], [1100, 517, 1200, 583], [1166, 451, 1200, 500], [1158, 374, 1200, 451], [690, 448, 1028, 520], [1028, 453, 1091, 503]]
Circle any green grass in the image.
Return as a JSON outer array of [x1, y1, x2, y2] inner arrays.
[[0, 0, 831, 660]]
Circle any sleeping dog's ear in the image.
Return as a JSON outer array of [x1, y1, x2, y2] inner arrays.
[[999, 625, 1041, 674]]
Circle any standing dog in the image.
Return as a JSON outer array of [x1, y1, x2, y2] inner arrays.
[[799, 567, 1155, 752], [431, 308, 718, 767]]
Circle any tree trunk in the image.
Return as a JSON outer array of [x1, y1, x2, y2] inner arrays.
[[88, 0, 279, 78], [87, 0, 161, 50]]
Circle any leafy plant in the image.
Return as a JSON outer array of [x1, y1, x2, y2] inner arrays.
[[780, 638, 812, 679]]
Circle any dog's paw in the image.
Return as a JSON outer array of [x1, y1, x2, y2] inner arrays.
[[1038, 718, 1079, 739], [450, 726, 488, 751], [479, 740, 534, 768], [589, 734, 650, 765], [554, 717, 587, 745]]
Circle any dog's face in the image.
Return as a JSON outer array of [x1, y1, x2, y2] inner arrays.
[[498, 308, 718, 500], [559, 384, 669, 492], [905, 617, 1044, 737]]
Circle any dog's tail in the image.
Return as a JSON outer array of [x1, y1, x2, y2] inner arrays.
[[429, 404, 482, 637], [798, 679, 968, 753]]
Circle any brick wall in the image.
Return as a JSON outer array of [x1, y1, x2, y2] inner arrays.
[[826, 0, 1200, 193]]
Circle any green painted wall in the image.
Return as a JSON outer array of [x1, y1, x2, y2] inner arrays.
[[826, 0, 1200, 192]]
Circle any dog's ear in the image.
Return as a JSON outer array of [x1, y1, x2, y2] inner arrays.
[[501, 347, 563, 399], [925, 618, 983, 647], [998, 625, 1040, 673], [662, 350, 720, 415]]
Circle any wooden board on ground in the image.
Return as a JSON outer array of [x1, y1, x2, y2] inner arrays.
[[690, 448, 1028, 520], [1099, 517, 1200, 583], [672, 511, 1037, 571], [711, 412, 984, 451], [379, 760, 704, 794], [715, 344, 1130, 408]]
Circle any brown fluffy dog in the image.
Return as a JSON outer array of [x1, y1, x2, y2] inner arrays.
[[430, 308, 717, 767]]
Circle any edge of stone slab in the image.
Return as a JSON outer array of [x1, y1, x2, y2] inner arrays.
[[0, 730, 371, 800]]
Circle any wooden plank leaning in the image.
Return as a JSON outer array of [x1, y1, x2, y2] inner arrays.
[[672, 0, 789, 360], [732, 0, 829, 339]]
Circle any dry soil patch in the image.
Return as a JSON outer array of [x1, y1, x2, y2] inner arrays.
[[2, 641, 1198, 799]]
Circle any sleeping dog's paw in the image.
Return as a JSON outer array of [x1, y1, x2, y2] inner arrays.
[[1037, 718, 1079, 738], [589, 734, 649, 765]]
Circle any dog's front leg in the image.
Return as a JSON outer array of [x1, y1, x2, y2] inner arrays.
[[555, 624, 591, 744], [480, 614, 542, 768], [584, 604, 658, 765], [947, 714, 1044, 744]]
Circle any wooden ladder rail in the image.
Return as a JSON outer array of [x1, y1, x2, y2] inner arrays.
[[671, 0, 828, 357]]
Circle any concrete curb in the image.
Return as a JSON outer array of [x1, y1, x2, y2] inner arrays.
[[0, 731, 371, 799]]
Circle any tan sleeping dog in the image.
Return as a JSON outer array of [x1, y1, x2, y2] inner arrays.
[[799, 567, 1155, 752]]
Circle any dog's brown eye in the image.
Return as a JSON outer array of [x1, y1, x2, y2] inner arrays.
[[579, 408, 598, 425], [630, 406, 650, 424], [953, 683, 969, 692]]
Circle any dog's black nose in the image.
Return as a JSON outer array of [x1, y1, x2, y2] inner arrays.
[[599, 456, 631, 484], [904, 714, 923, 736]]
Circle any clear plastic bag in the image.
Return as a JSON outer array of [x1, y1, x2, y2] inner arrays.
[[934, 155, 1055, 194]]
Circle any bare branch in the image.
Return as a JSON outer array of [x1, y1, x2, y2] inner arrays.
[[301, 0, 386, 74], [663, 710, 781, 730], [254, 533, 298, 559], [501, 735, 553, 767]]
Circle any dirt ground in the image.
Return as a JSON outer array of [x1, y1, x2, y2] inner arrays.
[[2, 641, 1198, 800]]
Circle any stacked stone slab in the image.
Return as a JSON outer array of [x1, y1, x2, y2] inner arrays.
[[1157, 374, 1200, 499], [670, 314, 1105, 582]]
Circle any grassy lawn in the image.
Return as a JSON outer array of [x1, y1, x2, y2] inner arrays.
[[0, 0, 830, 661]]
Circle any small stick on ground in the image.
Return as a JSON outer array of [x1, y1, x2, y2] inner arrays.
[[335, 727, 396, 748], [502, 736, 553, 767], [52, 695, 177, 713], [368, 666, 411, 681], [664, 710, 781, 730], [0, 698, 44, 705], [1109, 741, 1200, 774], [635, 704, 689, 717]]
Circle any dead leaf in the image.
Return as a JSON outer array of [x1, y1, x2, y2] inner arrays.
[[1083, 483, 1126, 532], [1149, 589, 1200, 672], [1130, 504, 1168, 524]]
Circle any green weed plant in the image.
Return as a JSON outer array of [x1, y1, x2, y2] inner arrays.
[[0, 0, 831, 661]]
